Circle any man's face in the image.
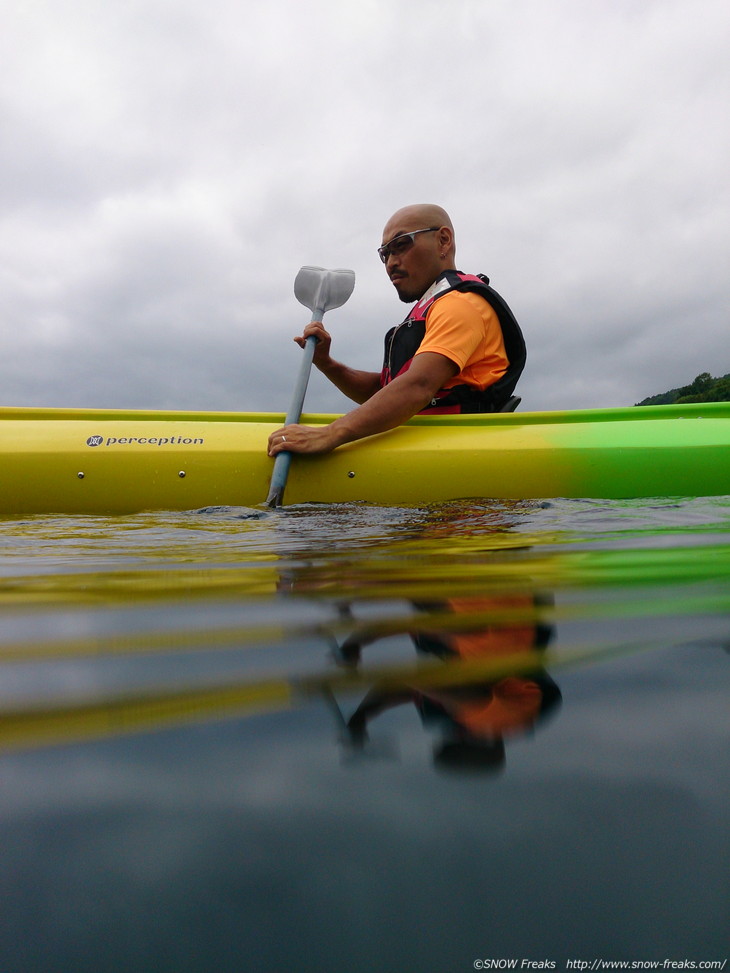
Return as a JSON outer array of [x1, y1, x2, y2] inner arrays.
[[380, 217, 445, 304]]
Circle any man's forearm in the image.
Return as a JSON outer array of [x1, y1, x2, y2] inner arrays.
[[325, 370, 438, 447], [317, 358, 381, 404]]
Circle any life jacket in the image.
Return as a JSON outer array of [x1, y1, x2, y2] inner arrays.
[[379, 270, 526, 413]]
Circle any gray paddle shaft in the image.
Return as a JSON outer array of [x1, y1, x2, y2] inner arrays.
[[265, 266, 356, 507]]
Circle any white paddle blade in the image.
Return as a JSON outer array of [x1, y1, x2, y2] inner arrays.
[[294, 266, 355, 316]]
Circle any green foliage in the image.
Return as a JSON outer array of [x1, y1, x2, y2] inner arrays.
[[636, 372, 730, 406]]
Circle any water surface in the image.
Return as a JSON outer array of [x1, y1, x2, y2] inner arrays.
[[0, 498, 728, 972]]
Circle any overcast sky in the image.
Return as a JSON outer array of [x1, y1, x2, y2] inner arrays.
[[1, 0, 728, 415]]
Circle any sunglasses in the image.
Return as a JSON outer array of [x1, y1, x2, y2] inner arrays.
[[377, 227, 441, 264]]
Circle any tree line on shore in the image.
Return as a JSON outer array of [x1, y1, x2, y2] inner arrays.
[[635, 372, 730, 406]]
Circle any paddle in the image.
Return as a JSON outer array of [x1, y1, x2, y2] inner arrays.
[[265, 265, 356, 508]]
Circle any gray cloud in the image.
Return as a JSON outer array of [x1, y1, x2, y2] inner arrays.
[[0, 0, 728, 413]]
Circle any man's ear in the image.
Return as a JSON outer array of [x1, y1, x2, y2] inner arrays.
[[437, 226, 454, 254]]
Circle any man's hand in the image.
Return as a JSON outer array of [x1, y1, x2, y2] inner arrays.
[[294, 322, 331, 368], [267, 422, 344, 456]]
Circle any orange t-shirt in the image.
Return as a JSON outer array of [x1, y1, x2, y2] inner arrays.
[[416, 290, 508, 391]]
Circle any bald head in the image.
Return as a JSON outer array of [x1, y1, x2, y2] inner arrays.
[[383, 204, 454, 239], [381, 204, 457, 302]]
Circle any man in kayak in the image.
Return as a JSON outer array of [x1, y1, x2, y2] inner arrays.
[[268, 203, 525, 457]]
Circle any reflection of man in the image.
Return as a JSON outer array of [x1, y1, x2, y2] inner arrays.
[[268, 203, 525, 457], [339, 595, 561, 774]]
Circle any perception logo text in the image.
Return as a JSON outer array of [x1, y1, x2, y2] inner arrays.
[[86, 435, 205, 447]]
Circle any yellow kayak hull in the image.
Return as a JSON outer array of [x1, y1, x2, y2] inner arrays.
[[0, 403, 728, 514]]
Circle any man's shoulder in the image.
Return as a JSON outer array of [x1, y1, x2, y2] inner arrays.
[[429, 287, 496, 321]]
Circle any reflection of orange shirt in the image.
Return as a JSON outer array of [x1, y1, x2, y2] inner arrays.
[[417, 290, 508, 391], [447, 627, 537, 658], [456, 678, 543, 736], [417, 594, 546, 736], [421, 595, 538, 659]]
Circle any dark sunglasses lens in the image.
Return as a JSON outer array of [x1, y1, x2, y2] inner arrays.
[[390, 236, 413, 256], [379, 233, 414, 263]]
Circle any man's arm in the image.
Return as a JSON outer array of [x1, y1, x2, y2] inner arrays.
[[267, 351, 458, 456], [297, 322, 381, 404], [316, 358, 382, 405]]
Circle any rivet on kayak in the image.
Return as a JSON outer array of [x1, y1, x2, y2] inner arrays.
[[77, 472, 85, 479], [178, 471, 186, 478], [348, 471, 355, 478]]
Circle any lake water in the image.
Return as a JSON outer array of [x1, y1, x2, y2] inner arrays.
[[0, 497, 728, 973]]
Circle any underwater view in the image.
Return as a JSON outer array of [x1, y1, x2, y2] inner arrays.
[[0, 496, 728, 972]]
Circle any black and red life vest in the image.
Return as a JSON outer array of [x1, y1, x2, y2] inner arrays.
[[379, 270, 526, 413]]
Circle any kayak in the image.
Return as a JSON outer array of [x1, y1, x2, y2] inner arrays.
[[0, 401, 728, 515]]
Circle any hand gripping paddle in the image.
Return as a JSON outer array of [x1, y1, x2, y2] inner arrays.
[[265, 266, 356, 507]]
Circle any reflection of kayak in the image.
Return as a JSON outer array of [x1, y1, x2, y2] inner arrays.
[[1, 401, 728, 514], [0, 637, 663, 754]]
